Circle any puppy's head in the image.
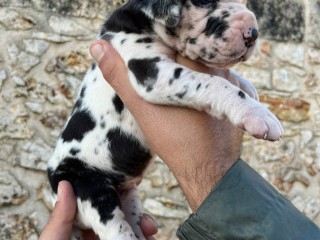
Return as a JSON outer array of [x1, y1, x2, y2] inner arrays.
[[183, 0, 258, 68], [154, 0, 259, 68]]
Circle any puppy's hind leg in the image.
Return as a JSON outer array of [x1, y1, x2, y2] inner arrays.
[[76, 186, 139, 240], [120, 187, 146, 240], [48, 164, 139, 239]]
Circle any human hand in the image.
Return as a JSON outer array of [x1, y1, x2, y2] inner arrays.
[[40, 181, 157, 240], [90, 40, 244, 211]]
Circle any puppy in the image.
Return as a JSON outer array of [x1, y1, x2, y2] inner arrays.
[[48, 0, 283, 239]]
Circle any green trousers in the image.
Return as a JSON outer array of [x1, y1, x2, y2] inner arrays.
[[176, 159, 320, 240]]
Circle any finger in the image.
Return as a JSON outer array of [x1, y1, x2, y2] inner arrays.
[[141, 213, 158, 237], [89, 40, 141, 108], [39, 181, 77, 240]]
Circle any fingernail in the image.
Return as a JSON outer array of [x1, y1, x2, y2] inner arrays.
[[143, 213, 156, 224], [90, 44, 104, 64], [57, 182, 63, 201]]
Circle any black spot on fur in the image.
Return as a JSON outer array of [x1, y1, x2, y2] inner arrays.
[[204, 17, 229, 38], [70, 148, 80, 156], [221, 10, 230, 19], [165, 27, 178, 37], [101, 3, 153, 35], [146, 86, 153, 92], [91, 62, 96, 70], [196, 83, 202, 91], [188, 24, 194, 30], [48, 159, 124, 224], [208, 53, 216, 60], [174, 68, 183, 79], [238, 91, 246, 99], [73, 99, 82, 113], [101, 33, 114, 42], [112, 94, 124, 114], [201, 48, 207, 55], [107, 127, 152, 177], [61, 110, 96, 142], [136, 37, 153, 43], [121, 39, 127, 45], [80, 86, 86, 98], [128, 57, 160, 87], [189, 38, 197, 44], [176, 91, 188, 99], [191, 0, 218, 9], [176, 86, 189, 99]]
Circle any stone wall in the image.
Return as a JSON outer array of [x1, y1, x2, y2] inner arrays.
[[0, 0, 319, 239]]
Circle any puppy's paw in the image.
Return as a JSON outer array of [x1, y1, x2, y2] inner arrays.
[[234, 100, 283, 141]]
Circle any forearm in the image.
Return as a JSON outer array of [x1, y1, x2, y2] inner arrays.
[[134, 106, 242, 212]]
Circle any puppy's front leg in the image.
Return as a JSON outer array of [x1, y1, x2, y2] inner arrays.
[[127, 58, 283, 141]]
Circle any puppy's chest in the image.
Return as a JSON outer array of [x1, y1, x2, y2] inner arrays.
[[63, 67, 151, 175], [83, 68, 143, 132]]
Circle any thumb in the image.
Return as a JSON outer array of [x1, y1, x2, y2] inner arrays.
[[90, 40, 138, 104], [40, 181, 77, 240]]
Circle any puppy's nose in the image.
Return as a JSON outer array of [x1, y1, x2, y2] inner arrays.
[[243, 27, 259, 47]]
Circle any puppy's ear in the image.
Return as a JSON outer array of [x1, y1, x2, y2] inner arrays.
[[133, 0, 182, 28]]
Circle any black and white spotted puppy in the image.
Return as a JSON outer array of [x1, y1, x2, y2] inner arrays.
[[48, 0, 283, 239]]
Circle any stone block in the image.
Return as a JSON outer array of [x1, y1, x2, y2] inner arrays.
[[274, 43, 305, 68], [272, 68, 299, 92], [47, 50, 92, 76], [0, 171, 28, 206], [0, 9, 35, 30], [1, 0, 125, 18], [305, 0, 320, 48], [32, 32, 73, 43], [0, 214, 38, 240], [233, 66, 272, 89], [49, 16, 92, 36], [308, 48, 320, 64], [247, 0, 305, 42], [0, 70, 6, 90], [23, 39, 49, 57], [16, 138, 52, 171], [17, 52, 40, 72], [260, 96, 310, 123]]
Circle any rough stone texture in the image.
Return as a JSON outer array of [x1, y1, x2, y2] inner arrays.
[[0, 171, 29, 206], [247, 0, 305, 42], [305, 0, 320, 48], [0, 214, 38, 240], [0, 1, 319, 239]]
